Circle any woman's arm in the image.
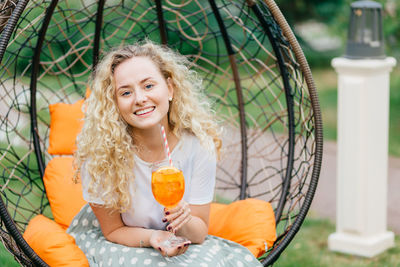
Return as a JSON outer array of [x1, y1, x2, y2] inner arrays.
[[164, 202, 210, 244], [90, 203, 155, 247], [90, 203, 191, 256]]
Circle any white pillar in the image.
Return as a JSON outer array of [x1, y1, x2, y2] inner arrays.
[[328, 57, 396, 257]]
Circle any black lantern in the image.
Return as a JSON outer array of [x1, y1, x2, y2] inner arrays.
[[345, 0, 385, 59]]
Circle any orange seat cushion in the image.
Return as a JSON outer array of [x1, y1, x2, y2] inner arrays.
[[48, 99, 84, 155], [208, 198, 277, 258], [85, 87, 91, 99], [43, 157, 86, 229], [23, 214, 89, 266]]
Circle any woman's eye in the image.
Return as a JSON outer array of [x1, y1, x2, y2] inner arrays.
[[121, 91, 131, 96], [145, 84, 154, 90]]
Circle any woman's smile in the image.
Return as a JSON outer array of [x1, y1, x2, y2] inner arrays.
[[134, 106, 155, 116]]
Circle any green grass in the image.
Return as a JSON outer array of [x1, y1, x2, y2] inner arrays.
[[388, 67, 400, 157], [275, 217, 400, 267], [312, 68, 338, 142], [0, 244, 19, 267]]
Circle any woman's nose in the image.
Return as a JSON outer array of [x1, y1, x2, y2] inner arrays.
[[135, 89, 148, 104]]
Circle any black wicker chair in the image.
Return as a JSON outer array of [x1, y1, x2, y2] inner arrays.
[[0, 0, 323, 266]]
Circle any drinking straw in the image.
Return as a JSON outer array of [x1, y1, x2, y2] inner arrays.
[[160, 125, 173, 166]]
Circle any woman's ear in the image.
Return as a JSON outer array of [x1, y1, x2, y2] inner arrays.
[[167, 77, 174, 99]]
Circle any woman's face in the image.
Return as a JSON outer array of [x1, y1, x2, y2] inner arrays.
[[114, 56, 173, 132]]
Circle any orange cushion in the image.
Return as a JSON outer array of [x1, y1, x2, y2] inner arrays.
[[48, 99, 84, 155], [208, 198, 277, 258], [85, 87, 91, 98], [43, 157, 86, 229], [23, 214, 89, 266]]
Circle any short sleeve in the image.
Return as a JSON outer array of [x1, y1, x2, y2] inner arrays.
[[80, 162, 105, 205], [188, 143, 216, 205]]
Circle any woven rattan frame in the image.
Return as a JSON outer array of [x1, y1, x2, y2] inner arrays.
[[0, 0, 323, 266]]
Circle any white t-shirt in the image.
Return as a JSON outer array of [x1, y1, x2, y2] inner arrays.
[[81, 133, 216, 230]]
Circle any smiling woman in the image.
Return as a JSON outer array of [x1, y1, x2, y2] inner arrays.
[[114, 56, 173, 135], [67, 40, 264, 266], [0, 0, 323, 266]]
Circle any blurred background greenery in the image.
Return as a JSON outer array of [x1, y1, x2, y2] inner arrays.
[[277, 0, 400, 157], [277, 0, 400, 63]]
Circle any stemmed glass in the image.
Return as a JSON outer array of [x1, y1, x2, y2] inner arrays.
[[151, 162, 189, 247]]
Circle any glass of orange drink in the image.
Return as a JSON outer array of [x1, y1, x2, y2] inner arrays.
[[151, 165, 185, 208], [151, 162, 188, 247]]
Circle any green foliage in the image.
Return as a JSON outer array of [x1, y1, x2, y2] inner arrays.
[[277, 0, 400, 58], [275, 0, 345, 67], [375, 0, 400, 57], [275, 0, 345, 25]]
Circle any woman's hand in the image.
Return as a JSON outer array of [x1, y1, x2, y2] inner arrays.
[[163, 200, 192, 233], [149, 230, 191, 257]]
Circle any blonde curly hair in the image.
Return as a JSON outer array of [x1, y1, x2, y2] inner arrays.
[[74, 40, 222, 212]]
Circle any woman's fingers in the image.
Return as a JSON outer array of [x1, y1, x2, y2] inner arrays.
[[177, 245, 185, 255], [164, 203, 181, 214], [180, 242, 189, 254], [151, 230, 191, 257], [175, 241, 190, 255], [166, 208, 191, 233], [164, 201, 185, 217], [162, 242, 189, 257], [164, 201, 188, 216], [171, 211, 192, 232], [163, 201, 191, 232]]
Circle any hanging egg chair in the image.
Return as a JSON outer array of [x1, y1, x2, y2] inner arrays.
[[0, 0, 323, 266]]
